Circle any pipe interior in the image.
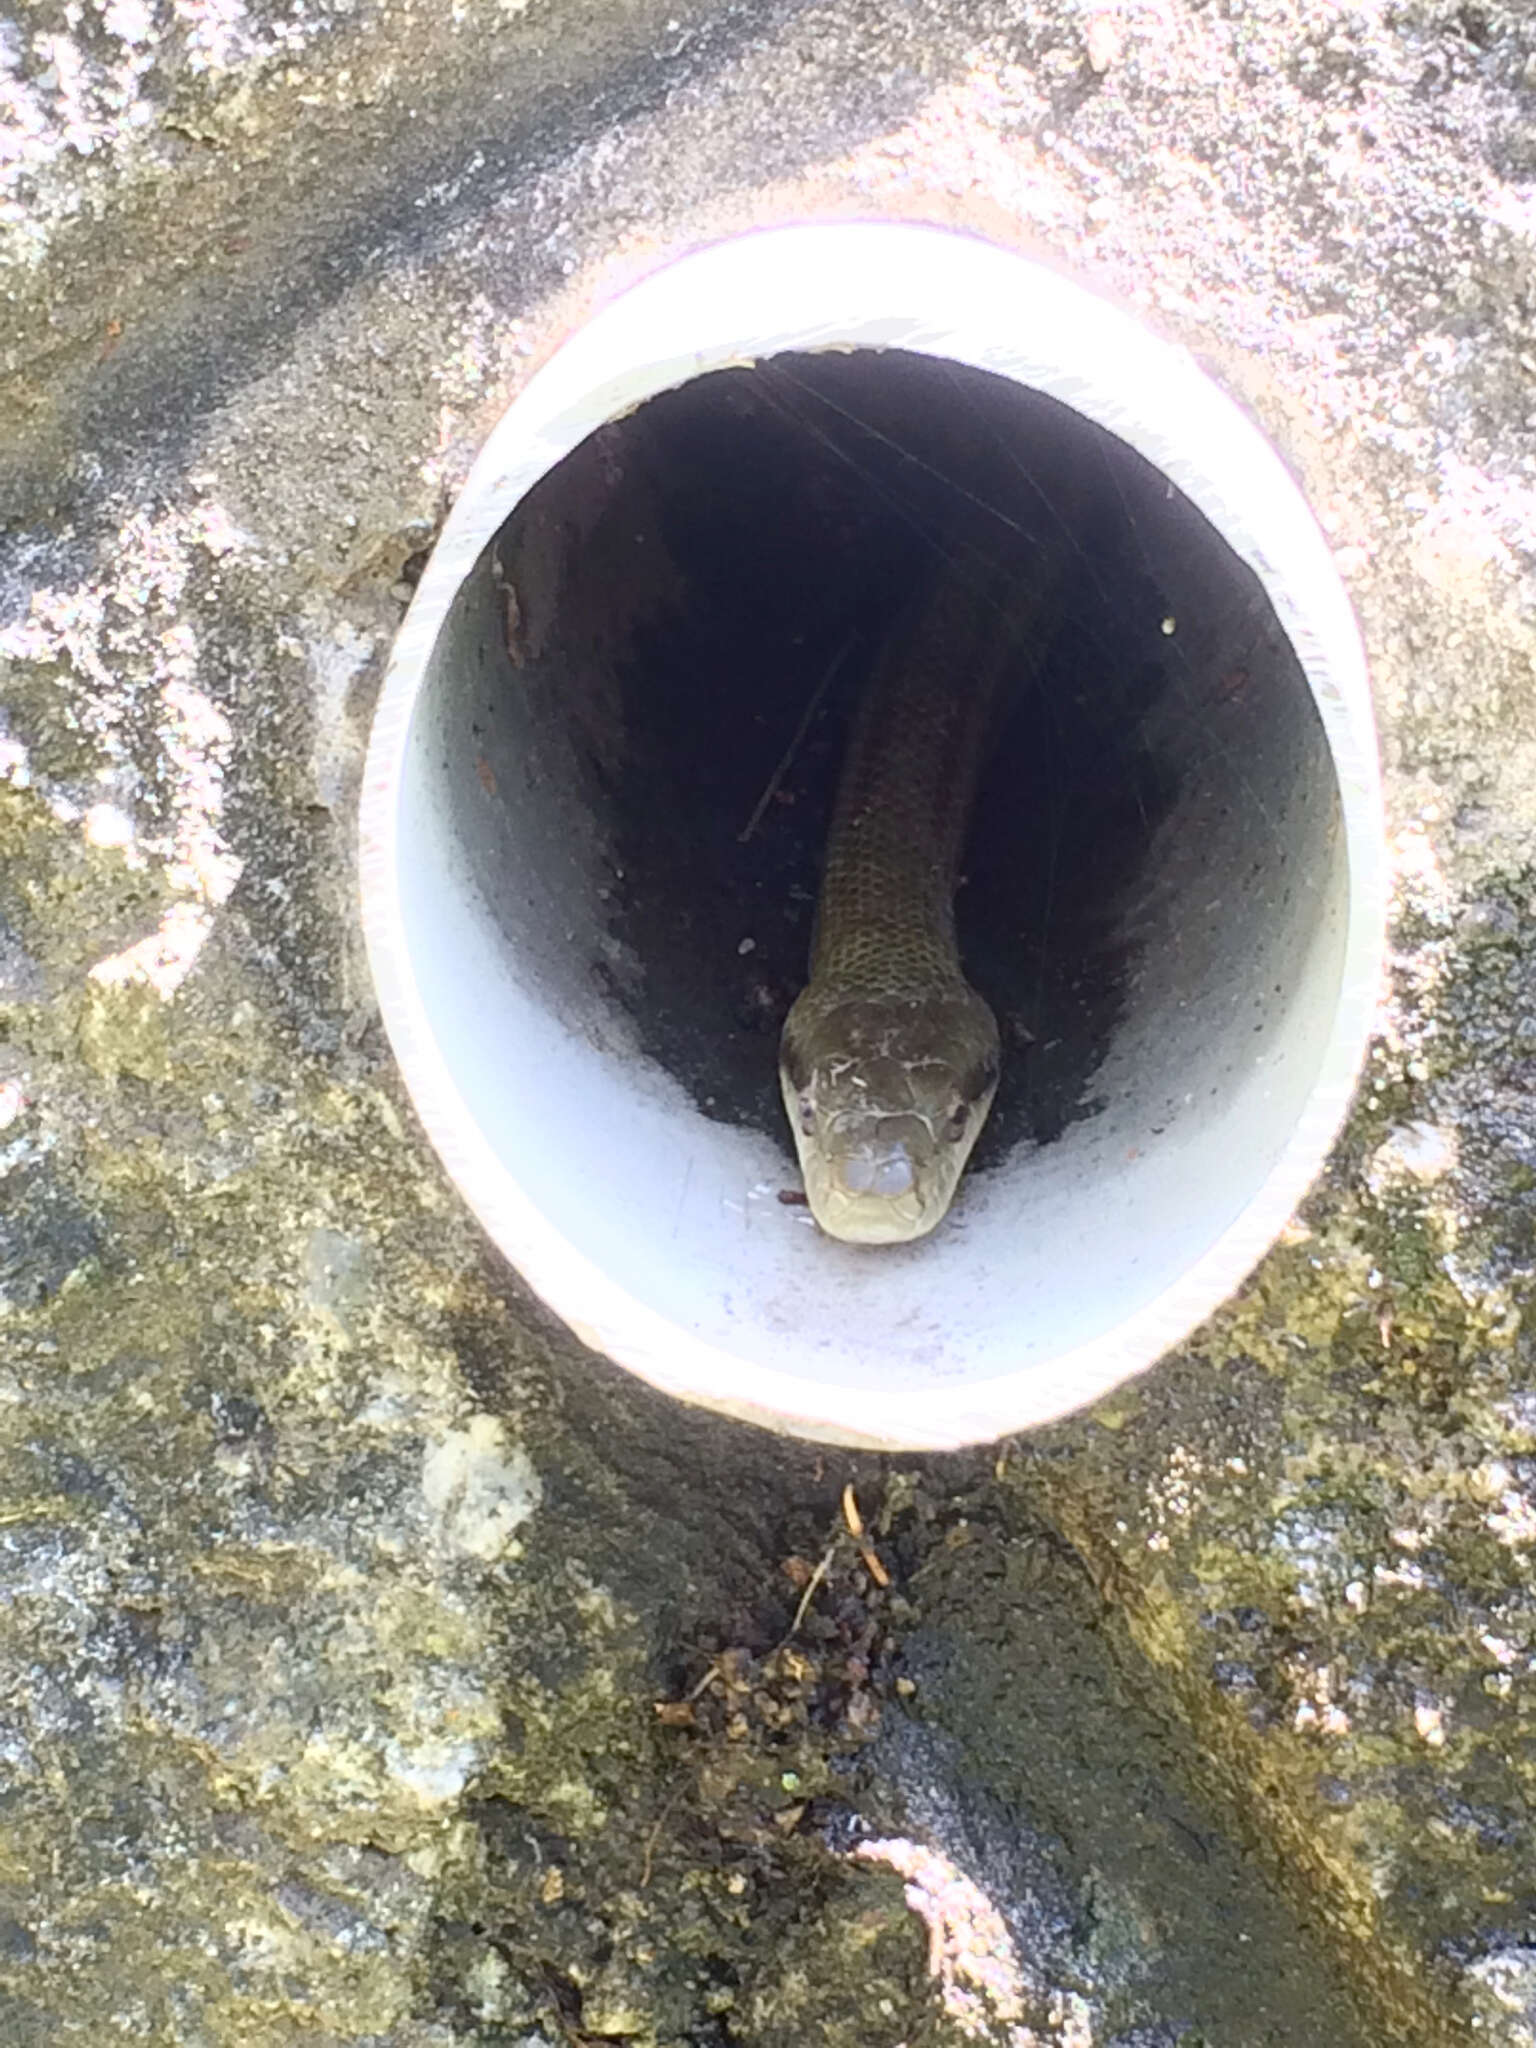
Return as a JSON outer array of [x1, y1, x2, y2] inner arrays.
[[398, 347, 1346, 1395]]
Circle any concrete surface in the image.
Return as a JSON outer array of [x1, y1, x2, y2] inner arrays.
[[4, 0, 1536, 2040]]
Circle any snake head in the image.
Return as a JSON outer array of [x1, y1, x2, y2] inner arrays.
[[779, 986, 1001, 1245]]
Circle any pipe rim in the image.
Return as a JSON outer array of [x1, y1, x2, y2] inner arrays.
[[359, 221, 1385, 1450]]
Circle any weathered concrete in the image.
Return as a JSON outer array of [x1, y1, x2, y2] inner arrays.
[[4, 0, 1536, 2041]]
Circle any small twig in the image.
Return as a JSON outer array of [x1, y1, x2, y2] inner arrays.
[[684, 1658, 724, 1703], [842, 1483, 891, 1588], [639, 1816, 663, 1892], [639, 1786, 684, 1890], [738, 630, 857, 844], [857, 1538, 892, 1588], [787, 1545, 836, 1638]]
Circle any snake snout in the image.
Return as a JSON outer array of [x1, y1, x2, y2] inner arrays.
[[792, 1106, 958, 1243], [833, 1135, 916, 1200]]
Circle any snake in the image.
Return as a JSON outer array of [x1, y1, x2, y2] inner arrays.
[[780, 539, 1067, 1245]]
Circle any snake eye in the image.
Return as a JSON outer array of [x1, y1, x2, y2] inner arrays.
[[945, 1104, 970, 1144], [799, 1096, 816, 1136], [962, 1054, 999, 1101]]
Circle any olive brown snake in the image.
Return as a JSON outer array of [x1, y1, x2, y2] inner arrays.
[[780, 534, 1074, 1244]]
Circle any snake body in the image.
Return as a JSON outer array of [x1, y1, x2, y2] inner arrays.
[[780, 543, 1062, 1244]]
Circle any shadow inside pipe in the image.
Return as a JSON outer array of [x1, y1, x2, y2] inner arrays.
[[493, 348, 1300, 1173]]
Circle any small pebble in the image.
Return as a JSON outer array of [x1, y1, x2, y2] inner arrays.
[[1086, 12, 1123, 71], [738, 937, 756, 955]]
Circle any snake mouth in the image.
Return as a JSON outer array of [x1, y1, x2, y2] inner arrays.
[[815, 1192, 938, 1246], [804, 1167, 944, 1246]]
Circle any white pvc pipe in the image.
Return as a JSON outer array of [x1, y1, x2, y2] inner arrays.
[[359, 223, 1385, 1450]]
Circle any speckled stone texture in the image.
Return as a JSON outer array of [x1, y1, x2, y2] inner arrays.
[[4, 0, 1536, 2042]]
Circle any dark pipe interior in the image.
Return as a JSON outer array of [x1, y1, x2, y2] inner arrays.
[[492, 349, 1298, 1171]]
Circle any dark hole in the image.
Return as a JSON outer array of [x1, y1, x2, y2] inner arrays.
[[492, 348, 1287, 1165]]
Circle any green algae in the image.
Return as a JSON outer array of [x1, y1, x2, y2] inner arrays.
[[992, 878, 1536, 2045]]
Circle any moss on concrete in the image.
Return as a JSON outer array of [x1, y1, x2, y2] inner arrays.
[[1007, 877, 1536, 2043]]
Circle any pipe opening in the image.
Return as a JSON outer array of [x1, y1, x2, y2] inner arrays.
[[363, 224, 1383, 1447], [489, 349, 1308, 1175]]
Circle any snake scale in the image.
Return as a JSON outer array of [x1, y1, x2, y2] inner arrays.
[[780, 535, 1072, 1245]]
